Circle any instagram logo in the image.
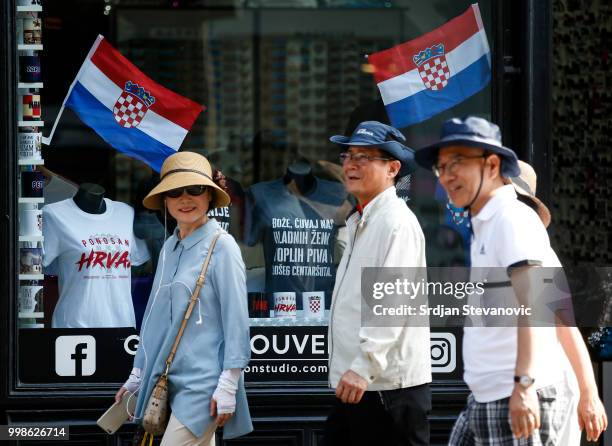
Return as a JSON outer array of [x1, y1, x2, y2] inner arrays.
[[430, 332, 456, 373]]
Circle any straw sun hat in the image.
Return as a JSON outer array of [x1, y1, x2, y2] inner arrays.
[[143, 151, 230, 210], [504, 160, 551, 228]]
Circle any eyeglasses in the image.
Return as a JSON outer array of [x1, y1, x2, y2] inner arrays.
[[433, 154, 487, 178], [339, 152, 393, 165], [164, 185, 208, 199]]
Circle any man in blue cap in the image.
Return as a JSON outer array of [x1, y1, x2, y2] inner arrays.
[[415, 116, 575, 445], [325, 121, 432, 445]]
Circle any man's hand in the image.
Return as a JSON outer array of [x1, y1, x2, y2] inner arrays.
[[509, 385, 541, 439], [577, 390, 608, 442], [335, 370, 368, 404]]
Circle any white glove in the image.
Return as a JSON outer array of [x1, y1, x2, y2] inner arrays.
[[212, 368, 240, 414], [122, 367, 141, 394]]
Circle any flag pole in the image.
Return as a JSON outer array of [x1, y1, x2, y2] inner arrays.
[[41, 104, 65, 146], [42, 35, 105, 146]]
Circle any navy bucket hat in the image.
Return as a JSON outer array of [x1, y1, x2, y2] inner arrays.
[[414, 116, 520, 178], [330, 121, 416, 175]]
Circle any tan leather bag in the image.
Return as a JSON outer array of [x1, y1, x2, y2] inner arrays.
[[142, 232, 221, 436]]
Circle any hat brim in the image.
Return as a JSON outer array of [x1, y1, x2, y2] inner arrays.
[[143, 171, 231, 210], [505, 179, 551, 228], [415, 138, 520, 178]]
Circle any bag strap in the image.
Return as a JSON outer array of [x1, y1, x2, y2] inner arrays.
[[162, 231, 222, 376], [140, 432, 153, 446]]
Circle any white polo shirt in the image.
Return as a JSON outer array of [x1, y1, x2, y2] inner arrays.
[[464, 184, 564, 402]]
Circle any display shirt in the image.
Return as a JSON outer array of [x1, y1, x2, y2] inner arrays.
[[245, 177, 350, 309], [207, 177, 245, 236], [42, 198, 150, 328], [208, 206, 231, 231]]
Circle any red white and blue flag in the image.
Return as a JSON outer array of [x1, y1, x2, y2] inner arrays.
[[48, 35, 203, 172], [368, 4, 491, 128]]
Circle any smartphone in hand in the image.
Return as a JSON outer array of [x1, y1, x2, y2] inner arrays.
[[97, 390, 136, 434]]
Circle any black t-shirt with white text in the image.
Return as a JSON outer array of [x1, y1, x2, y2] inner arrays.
[[245, 177, 349, 309]]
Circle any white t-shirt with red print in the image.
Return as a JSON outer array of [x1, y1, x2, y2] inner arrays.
[[42, 198, 150, 328]]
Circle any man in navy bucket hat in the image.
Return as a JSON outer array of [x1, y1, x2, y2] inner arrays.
[[330, 120, 417, 176], [325, 121, 431, 445], [415, 116, 577, 445], [415, 116, 520, 210]]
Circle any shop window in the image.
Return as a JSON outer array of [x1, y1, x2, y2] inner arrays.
[[16, 0, 491, 386]]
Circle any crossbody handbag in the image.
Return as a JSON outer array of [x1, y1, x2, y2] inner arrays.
[[142, 232, 222, 436]]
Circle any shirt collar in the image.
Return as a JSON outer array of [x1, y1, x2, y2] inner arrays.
[[356, 199, 371, 215], [172, 218, 220, 251], [347, 186, 397, 223], [470, 184, 517, 230]]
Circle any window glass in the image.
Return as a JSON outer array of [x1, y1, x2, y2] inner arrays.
[[17, 0, 490, 384]]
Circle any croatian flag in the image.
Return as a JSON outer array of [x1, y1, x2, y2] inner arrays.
[[46, 35, 203, 172], [368, 4, 491, 128]]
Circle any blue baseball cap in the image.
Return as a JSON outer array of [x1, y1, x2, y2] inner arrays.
[[330, 121, 416, 175], [414, 116, 520, 177]]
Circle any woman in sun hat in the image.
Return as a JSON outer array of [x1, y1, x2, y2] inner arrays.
[[115, 151, 252, 445], [508, 160, 608, 444]]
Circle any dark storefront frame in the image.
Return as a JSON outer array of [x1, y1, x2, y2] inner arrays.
[[0, 1, 553, 444]]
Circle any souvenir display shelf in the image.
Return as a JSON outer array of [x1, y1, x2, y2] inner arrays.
[[16, 2, 45, 328], [249, 310, 330, 327]]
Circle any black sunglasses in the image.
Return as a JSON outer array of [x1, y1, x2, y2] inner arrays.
[[164, 185, 208, 199]]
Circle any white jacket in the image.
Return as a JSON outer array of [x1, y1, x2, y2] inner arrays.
[[328, 186, 432, 391]]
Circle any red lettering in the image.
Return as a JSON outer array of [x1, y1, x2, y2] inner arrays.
[[124, 239, 130, 246], [274, 304, 296, 312], [95, 238, 102, 244], [81, 240, 87, 247], [103, 237, 108, 244], [117, 239, 123, 245], [75, 250, 95, 271], [75, 250, 132, 271], [93, 252, 106, 268], [115, 251, 131, 269], [106, 252, 120, 268]]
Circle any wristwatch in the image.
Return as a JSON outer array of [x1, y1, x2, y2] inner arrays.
[[514, 375, 535, 388]]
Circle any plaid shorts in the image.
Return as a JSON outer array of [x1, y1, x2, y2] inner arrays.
[[448, 383, 573, 445]]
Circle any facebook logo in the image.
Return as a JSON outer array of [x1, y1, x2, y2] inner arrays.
[[55, 336, 96, 377]]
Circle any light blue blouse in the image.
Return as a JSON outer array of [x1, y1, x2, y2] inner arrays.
[[133, 219, 252, 439]]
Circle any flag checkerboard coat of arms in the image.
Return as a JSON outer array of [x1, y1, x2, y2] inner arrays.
[[60, 35, 204, 172], [113, 91, 148, 128], [414, 43, 450, 91], [367, 4, 491, 128], [309, 298, 321, 313]]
